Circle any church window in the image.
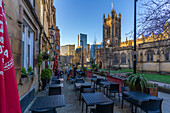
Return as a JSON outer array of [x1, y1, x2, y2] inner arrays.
[[112, 53, 119, 65], [151, 53, 153, 61], [121, 53, 126, 64], [147, 54, 149, 61], [146, 50, 154, 62], [165, 49, 170, 61]]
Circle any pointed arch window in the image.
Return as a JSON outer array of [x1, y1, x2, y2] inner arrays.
[[121, 53, 126, 64], [146, 50, 154, 62], [165, 49, 170, 61], [112, 53, 119, 65]]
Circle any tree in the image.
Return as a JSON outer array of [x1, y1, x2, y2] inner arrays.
[[127, 0, 170, 38]]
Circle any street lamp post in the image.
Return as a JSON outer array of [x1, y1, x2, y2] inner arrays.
[[134, 0, 138, 74]]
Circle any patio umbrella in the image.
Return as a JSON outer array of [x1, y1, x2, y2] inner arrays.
[[0, 1, 21, 113]]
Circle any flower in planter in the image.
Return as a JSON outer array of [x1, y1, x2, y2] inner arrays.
[[42, 49, 51, 60], [21, 67, 27, 78], [27, 66, 34, 75]]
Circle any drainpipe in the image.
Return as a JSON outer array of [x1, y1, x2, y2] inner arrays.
[[38, 29, 42, 91]]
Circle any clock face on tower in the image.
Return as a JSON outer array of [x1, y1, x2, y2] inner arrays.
[[106, 39, 110, 47]]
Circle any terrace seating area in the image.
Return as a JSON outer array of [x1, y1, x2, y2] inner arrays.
[[23, 72, 170, 113]]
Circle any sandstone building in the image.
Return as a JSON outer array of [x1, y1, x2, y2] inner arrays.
[[97, 9, 170, 73], [4, 0, 59, 99]]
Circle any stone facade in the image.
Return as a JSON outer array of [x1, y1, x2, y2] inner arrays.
[[4, 0, 58, 97], [98, 9, 170, 73]]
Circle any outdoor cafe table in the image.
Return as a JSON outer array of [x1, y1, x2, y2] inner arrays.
[[51, 77, 64, 82], [30, 95, 65, 111], [123, 91, 160, 113], [81, 92, 113, 113], [45, 83, 64, 89], [75, 82, 91, 89], [100, 81, 118, 94], [123, 91, 159, 103]]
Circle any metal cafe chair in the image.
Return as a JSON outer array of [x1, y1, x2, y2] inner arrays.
[[79, 85, 91, 105], [90, 102, 114, 113], [49, 87, 61, 96], [83, 88, 95, 93], [108, 84, 120, 101], [140, 98, 163, 113], [121, 86, 138, 112]]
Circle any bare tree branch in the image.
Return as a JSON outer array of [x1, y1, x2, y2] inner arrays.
[[126, 0, 170, 39]]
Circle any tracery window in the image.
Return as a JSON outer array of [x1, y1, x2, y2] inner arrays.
[[121, 53, 126, 64]]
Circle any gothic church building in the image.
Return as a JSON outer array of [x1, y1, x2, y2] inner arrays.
[[98, 9, 170, 73]]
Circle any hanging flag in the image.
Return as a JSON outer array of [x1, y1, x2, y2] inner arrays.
[[52, 56, 58, 71], [0, 0, 21, 113]]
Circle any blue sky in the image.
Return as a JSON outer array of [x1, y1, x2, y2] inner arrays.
[[54, 0, 141, 47]]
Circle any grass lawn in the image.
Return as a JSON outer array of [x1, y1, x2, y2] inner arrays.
[[99, 69, 170, 84], [141, 73, 170, 84]]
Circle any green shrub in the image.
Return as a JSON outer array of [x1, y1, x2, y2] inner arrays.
[[41, 69, 51, 79], [21, 67, 27, 76]]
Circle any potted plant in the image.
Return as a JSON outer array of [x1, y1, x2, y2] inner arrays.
[[147, 83, 158, 97], [20, 67, 28, 85], [41, 69, 51, 89], [21, 67, 27, 78], [27, 66, 34, 80], [126, 74, 148, 92], [42, 49, 50, 60]]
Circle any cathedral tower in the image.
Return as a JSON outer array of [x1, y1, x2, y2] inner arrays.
[[103, 9, 121, 48]]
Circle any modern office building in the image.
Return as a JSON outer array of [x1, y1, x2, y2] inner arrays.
[[60, 44, 75, 56], [78, 33, 87, 49], [90, 42, 103, 59]]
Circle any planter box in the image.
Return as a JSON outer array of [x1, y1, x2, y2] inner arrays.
[[147, 86, 158, 97], [20, 77, 28, 85]]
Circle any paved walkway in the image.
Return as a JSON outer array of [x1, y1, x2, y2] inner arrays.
[[25, 74, 170, 113]]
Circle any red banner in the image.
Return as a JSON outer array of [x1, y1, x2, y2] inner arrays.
[[0, 1, 21, 113], [53, 56, 58, 71]]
